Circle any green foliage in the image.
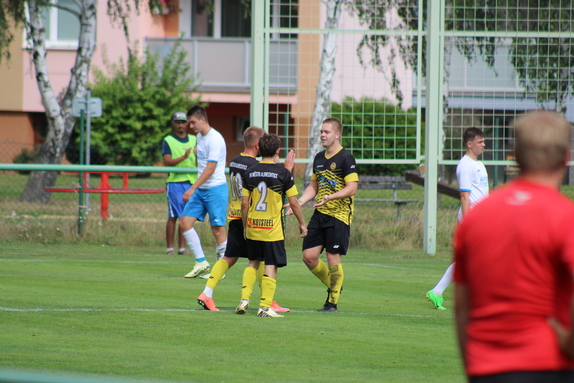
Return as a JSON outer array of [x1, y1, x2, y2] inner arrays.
[[332, 97, 423, 176], [11, 147, 40, 174], [0, 1, 164, 63], [0, 0, 28, 62], [68, 43, 202, 166], [348, 1, 574, 113]]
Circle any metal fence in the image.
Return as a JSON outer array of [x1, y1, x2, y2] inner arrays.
[[4, 1, 574, 250]]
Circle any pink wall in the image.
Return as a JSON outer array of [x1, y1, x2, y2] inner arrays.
[[322, 9, 413, 109], [22, 2, 167, 112]]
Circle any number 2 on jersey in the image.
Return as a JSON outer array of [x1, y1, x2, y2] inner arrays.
[[255, 181, 268, 211]]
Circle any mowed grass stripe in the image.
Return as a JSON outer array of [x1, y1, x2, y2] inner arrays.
[[0, 244, 462, 383]]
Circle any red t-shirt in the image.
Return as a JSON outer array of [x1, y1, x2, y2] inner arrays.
[[454, 178, 574, 377]]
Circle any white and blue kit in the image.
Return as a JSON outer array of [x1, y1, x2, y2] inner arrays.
[[183, 127, 228, 226], [456, 154, 489, 221]]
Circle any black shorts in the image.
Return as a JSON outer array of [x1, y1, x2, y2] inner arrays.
[[470, 370, 574, 383], [223, 219, 248, 259], [245, 239, 287, 268], [302, 211, 350, 255]]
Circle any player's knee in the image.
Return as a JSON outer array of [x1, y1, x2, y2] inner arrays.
[[179, 217, 191, 232], [302, 253, 318, 268]]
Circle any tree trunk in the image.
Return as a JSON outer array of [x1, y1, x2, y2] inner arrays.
[[304, 0, 343, 185], [20, 0, 98, 203]]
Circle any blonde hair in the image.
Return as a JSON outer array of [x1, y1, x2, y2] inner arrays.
[[243, 126, 265, 148], [513, 111, 571, 172]]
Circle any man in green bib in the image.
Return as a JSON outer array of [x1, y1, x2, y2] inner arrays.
[[162, 112, 200, 255]]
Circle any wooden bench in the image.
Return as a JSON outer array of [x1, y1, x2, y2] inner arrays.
[[404, 170, 461, 199], [355, 176, 421, 220]]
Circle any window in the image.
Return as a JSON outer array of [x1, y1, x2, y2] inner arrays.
[[235, 117, 250, 142], [39, 0, 81, 48], [221, 0, 250, 38], [179, 0, 298, 39], [191, 0, 213, 37]]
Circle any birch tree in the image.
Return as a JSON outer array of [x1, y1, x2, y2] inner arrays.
[[305, 0, 344, 183], [349, 1, 574, 115], [0, 0, 163, 203]]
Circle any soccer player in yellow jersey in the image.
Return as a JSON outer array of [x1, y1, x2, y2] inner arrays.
[[196, 127, 293, 312], [238, 134, 307, 317], [296, 117, 358, 312]]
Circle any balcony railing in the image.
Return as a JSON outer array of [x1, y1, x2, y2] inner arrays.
[[145, 37, 298, 94]]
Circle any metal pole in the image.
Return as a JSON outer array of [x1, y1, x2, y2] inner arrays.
[[85, 90, 91, 212], [423, 0, 445, 255], [492, 117, 500, 188], [78, 109, 85, 235], [250, 0, 265, 128]]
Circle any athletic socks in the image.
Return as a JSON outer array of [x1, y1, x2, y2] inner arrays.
[[433, 262, 455, 296], [310, 260, 331, 289], [328, 264, 344, 305], [203, 286, 214, 298], [260, 276, 277, 309], [215, 241, 227, 260], [206, 259, 230, 290], [241, 267, 257, 301], [183, 228, 205, 261], [257, 262, 266, 288]]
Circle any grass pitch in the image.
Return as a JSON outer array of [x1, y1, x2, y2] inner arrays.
[[0, 244, 464, 383]]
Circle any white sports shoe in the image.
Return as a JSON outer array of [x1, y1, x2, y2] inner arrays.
[[235, 299, 250, 315], [184, 261, 210, 278], [257, 306, 284, 318], [199, 273, 225, 280]]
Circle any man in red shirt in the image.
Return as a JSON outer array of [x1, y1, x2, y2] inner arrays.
[[454, 111, 574, 383]]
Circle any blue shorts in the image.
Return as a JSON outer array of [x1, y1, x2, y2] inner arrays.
[[182, 182, 228, 227], [166, 182, 192, 218]]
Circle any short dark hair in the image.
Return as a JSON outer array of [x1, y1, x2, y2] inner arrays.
[[187, 105, 208, 122], [323, 117, 343, 133], [258, 133, 281, 158], [463, 127, 485, 145]]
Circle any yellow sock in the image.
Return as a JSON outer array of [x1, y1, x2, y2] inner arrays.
[[257, 262, 266, 290], [328, 264, 344, 304], [241, 267, 257, 301], [260, 276, 276, 309], [206, 259, 229, 290], [310, 260, 330, 288]]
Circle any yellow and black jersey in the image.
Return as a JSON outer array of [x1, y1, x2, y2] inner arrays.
[[242, 161, 298, 242], [311, 148, 358, 225], [228, 154, 258, 222]]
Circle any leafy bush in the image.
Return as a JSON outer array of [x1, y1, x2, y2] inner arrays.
[[12, 147, 40, 174], [332, 97, 423, 176], [67, 42, 202, 166]]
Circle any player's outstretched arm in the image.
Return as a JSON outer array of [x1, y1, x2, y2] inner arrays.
[[313, 181, 358, 207], [287, 195, 307, 238], [241, 195, 250, 239], [284, 150, 295, 173], [285, 179, 318, 215]]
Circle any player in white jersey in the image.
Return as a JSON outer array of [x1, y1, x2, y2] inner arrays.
[[426, 127, 489, 310], [179, 106, 229, 279]]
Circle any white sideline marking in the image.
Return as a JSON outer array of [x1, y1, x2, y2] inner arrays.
[[0, 306, 451, 318], [353, 262, 432, 271], [0, 259, 173, 264], [0, 259, 435, 271]]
